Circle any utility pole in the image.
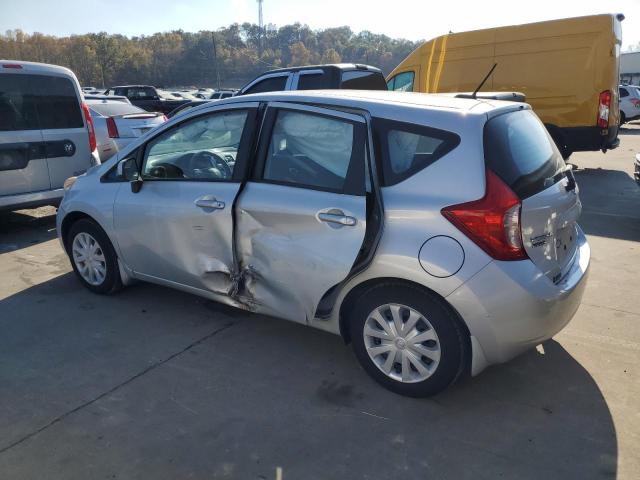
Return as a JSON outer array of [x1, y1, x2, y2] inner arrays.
[[257, 0, 264, 57], [211, 31, 221, 90]]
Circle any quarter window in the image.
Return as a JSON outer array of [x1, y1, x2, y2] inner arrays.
[[262, 109, 364, 193], [620, 88, 629, 98], [374, 118, 460, 186], [142, 110, 248, 181]]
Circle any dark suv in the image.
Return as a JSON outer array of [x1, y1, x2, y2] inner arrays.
[[237, 64, 387, 96], [104, 85, 188, 114]]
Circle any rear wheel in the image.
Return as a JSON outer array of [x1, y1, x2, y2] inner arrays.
[[349, 283, 467, 397], [67, 218, 122, 294]]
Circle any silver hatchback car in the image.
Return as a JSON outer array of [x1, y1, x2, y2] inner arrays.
[[57, 90, 590, 396]]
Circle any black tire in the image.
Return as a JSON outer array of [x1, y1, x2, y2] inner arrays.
[[349, 283, 467, 397], [66, 218, 122, 294], [621, 111, 627, 125]]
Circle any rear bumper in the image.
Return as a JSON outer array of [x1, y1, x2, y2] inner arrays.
[[562, 125, 619, 153], [0, 188, 64, 211], [447, 226, 590, 375]]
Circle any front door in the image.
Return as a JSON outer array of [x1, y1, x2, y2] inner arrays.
[[235, 103, 368, 323], [114, 103, 258, 294]]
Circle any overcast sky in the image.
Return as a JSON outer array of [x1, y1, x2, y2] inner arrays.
[[1, 0, 639, 50]]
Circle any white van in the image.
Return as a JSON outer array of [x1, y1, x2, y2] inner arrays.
[[0, 60, 99, 211]]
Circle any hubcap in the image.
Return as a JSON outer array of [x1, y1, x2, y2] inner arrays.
[[71, 232, 106, 286], [363, 303, 441, 383]]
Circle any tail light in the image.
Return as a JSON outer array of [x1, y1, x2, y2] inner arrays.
[[631, 98, 640, 108], [597, 90, 611, 128], [2, 63, 23, 69], [441, 169, 527, 261], [106, 116, 119, 138], [81, 101, 97, 152]]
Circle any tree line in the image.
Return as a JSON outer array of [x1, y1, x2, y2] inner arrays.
[[0, 23, 421, 89]]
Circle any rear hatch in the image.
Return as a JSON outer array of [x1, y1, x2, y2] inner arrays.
[[484, 108, 581, 282]]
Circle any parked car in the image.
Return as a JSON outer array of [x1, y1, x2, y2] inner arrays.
[[619, 85, 640, 123], [104, 85, 188, 114], [237, 64, 387, 96], [0, 60, 99, 211], [209, 89, 237, 99], [388, 14, 624, 159], [167, 100, 212, 118], [57, 90, 589, 397], [86, 97, 166, 162]]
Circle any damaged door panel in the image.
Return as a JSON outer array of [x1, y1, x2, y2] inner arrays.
[[114, 103, 259, 295], [233, 103, 369, 323]]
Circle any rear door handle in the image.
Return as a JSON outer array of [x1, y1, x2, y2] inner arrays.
[[318, 211, 357, 226], [195, 196, 225, 210]]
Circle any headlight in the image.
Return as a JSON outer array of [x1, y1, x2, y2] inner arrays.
[[63, 176, 78, 192]]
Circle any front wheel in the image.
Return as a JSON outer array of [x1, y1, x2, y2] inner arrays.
[[67, 218, 122, 294], [349, 283, 467, 397]]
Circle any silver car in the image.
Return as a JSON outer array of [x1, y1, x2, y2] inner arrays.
[[86, 97, 166, 162], [57, 91, 590, 396]]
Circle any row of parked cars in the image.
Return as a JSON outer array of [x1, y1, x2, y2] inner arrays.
[[0, 13, 631, 397]]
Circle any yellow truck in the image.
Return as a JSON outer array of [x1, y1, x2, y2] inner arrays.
[[387, 14, 624, 158]]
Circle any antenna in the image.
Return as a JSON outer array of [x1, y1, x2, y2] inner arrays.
[[471, 63, 497, 99]]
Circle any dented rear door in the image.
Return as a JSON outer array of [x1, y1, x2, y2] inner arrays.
[[235, 103, 368, 323]]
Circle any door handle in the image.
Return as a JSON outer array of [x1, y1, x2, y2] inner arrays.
[[318, 211, 357, 226], [194, 196, 225, 210]]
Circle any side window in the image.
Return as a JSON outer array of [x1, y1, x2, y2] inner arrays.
[[142, 109, 249, 181], [388, 71, 415, 92], [297, 73, 328, 90], [244, 75, 288, 95], [0, 74, 40, 131], [31, 75, 83, 130], [619, 88, 629, 98], [261, 109, 364, 194], [127, 87, 152, 99], [374, 118, 460, 186]]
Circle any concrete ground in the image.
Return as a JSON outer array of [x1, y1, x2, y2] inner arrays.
[[1, 126, 639, 480]]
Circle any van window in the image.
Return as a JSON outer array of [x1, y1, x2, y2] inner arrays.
[[0, 74, 40, 131], [244, 75, 288, 95], [374, 117, 460, 186], [31, 75, 83, 129], [340, 70, 387, 90], [484, 109, 565, 199], [387, 71, 414, 92]]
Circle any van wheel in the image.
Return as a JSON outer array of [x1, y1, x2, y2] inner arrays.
[[349, 283, 467, 397], [67, 218, 122, 294]]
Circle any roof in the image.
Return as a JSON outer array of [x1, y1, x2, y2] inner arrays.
[[0, 60, 76, 77], [261, 63, 382, 75]]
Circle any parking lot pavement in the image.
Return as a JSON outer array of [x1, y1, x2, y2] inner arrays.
[[1, 128, 639, 480]]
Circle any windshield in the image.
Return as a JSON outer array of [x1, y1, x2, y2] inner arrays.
[[484, 109, 565, 199]]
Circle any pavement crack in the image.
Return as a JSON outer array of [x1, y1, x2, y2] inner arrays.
[[582, 302, 640, 318], [0, 322, 236, 456]]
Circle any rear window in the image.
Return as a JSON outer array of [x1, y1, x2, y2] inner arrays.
[[89, 102, 145, 117], [0, 73, 40, 131], [484, 109, 565, 199], [340, 70, 387, 90], [374, 117, 460, 186], [0, 73, 82, 131]]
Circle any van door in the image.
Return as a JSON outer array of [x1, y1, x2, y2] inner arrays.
[[0, 72, 49, 196], [31, 75, 93, 190], [235, 103, 368, 323]]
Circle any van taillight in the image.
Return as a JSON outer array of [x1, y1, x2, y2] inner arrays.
[[441, 169, 527, 261], [597, 90, 611, 128], [106, 117, 119, 138], [81, 101, 97, 152]]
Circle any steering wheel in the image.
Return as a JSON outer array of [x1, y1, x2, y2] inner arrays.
[[192, 151, 232, 179]]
